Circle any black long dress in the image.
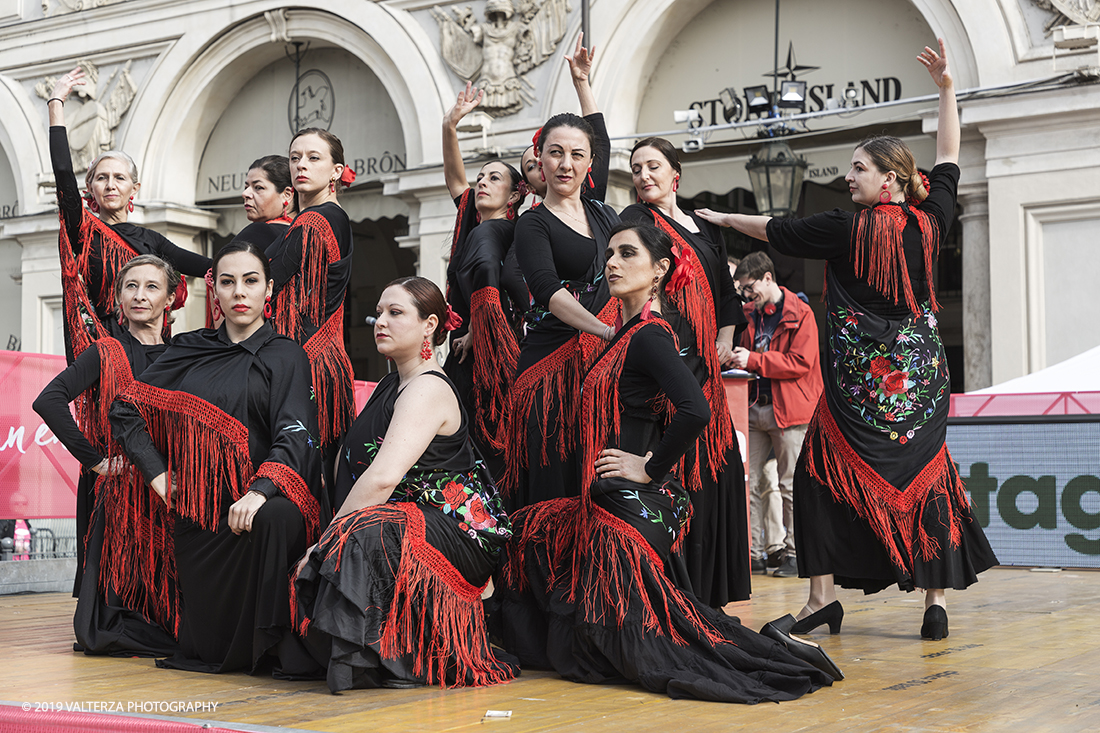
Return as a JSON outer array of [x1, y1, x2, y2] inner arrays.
[[621, 203, 751, 606], [33, 332, 177, 657], [498, 314, 832, 703], [504, 199, 620, 507], [443, 190, 522, 480], [292, 370, 517, 692], [266, 201, 354, 509], [109, 323, 324, 674], [765, 162, 997, 592]]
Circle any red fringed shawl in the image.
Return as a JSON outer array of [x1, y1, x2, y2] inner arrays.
[[58, 211, 131, 358], [849, 202, 941, 314], [268, 211, 354, 445], [469, 286, 519, 450], [648, 212, 736, 490]]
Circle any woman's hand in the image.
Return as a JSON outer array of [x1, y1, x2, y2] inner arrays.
[[444, 81, 484, 128], [149, 472, 175, 509], [695, 208, 732, 228], [228, 490, 267, 535], [293, 543, 317, 580], [716, 339, 735, 367], [595, 448, 653, 484], [918, 38, 952, 89], [564, 33, 594, 86], [50, 67, 86, 104], [451, 333, 472, 363], [730, 346, 751, 370], [91, 456, 127, 477]]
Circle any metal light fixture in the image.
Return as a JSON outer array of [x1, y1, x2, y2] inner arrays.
[[843, 84, 860, 108], [745, 141, 808, 218], [718, 87, 743, 123], [777, 80, 807, 111], [744, 85, 772, 118]]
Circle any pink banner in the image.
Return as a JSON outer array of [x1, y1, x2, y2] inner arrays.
[[0, 351, 80, 519]]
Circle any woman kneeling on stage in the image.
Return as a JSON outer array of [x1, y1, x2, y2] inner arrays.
[[109, 241, 324, 675], [497, 223, 837, 703], [292, 276, 517, 693]]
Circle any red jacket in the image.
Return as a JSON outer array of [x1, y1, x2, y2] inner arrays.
[[739, 286, 823, 428]]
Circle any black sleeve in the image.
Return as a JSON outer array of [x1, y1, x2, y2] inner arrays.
[[584, 113, 610, 203], [146, 230, 212, 278], [630, 325, 711, 481], [50, 126, 84, 256], [919, 162, 961, 235], [619, 203, 654, 225], [514, 211, 565, 307], [697, 217, 744, 328], [766, 209, 853, 261], [231, 221, 285, 251], [32, 347, 105, 469], [109, 400, 168, 484], [499, 247, 530, 315], [461, 227, 509, 297]]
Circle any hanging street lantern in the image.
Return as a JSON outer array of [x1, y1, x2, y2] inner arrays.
[[745, 141, 808, 218]]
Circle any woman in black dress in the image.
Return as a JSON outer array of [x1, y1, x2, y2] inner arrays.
[[503, 112, 620, 507], [34, 255, 180, 655], [622, 137, 750, 607], [292, 277, 516, 692], [108, 241, 324, 675], [266, 129, 356, 510], [47, 67, 210, 356], [441, 83, 528, 478], [698, 41, 996, 640], [498, 223, 837, 702]]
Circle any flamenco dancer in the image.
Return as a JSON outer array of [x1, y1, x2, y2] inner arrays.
[[503, 111, 620, 507], [698, 41, 997, 640], [441, 82, 528, 479], [498, 223, 838, 702], [622, 137, 750, 607], [48, 67, 210, 355], [265, 128, 356, 511], [34, 255, 181, 656], [109, 242, 324, 675], [292, 277, 516, 692]]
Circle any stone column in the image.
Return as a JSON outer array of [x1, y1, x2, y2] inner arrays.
[[958, 184, 991, 392], [9, 212, 63, 355]]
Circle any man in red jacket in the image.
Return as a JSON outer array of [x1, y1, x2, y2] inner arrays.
[[732, 252, 822, 578]]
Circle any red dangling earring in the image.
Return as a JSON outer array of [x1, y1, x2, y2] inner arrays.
[[506, 205, 515, 220], [879, 183, 891, 204], [127, 196, 135, 213], [420, 338, 433, 361], [85, 194, 99, 213], [263, 295, 272, 319], [672, 176, 679, 193], [641, 276, 658, 321], [538, 163, 545, 182], [117, 312, 125, 327], [329, 179, 337, 193]]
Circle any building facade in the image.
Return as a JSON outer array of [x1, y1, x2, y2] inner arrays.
[[1, 0, 1097, 388]]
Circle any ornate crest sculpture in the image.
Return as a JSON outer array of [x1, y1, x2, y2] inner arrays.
[[1033, 0, 1100, 32], [35, 59, 137, 173], [431, 0, 572, 117]]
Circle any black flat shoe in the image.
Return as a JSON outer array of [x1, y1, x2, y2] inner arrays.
[[790, 600, 844, 635], [921, 605, 949, 640], [761, 614, 844, 681], [381, 678, 424, 689]]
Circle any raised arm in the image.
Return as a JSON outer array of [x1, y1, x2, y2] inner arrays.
[[443, 82, 485, 201], [565, 33, 597, 117], [919, 38, 959, 166], [47, 68, 88, 252], [695, 209, 771, 242]]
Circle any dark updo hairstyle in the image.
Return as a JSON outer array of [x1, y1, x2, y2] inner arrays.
[[290, 127, 348, 191], [386, 276, 449, 346], [537, 112, 597, 167], [855, 135, 929, 203], [607, 222, 676, 305], [630, 136, 682, 176], [113, 254, 179, 321], [212, 240, 272, 283], [481, 160, 528, 211]]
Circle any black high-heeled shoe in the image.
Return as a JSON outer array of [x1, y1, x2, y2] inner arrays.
[[920, 605, 949, 640], [790, 600, 844, 635], [761, 614, 844, 681]]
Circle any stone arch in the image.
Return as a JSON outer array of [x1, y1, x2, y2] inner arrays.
[[0, 78, 48, 214], [138, 6, 453, 204]]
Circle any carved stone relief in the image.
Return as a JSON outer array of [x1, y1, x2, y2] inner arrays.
[[42, 0, 124, 17], [34, 59, 137, 173], [431, 0, 572, 116], [1031, 0, 1100, 34]]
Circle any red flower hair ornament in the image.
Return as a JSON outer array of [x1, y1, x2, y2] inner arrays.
[[171, 274, 188, 310], [444, 303, 463, 331], [531, 127, 543, 156], [665, 244, 696, 295], [339, 166, 357, 187]]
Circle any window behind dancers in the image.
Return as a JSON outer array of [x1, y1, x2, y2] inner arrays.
[[497, 223, 838, 703], [34, 256, 180, 656], [441, 83, 528, 479], [266, 128, 356, 511], [48, 67, 210, 355], [503, 112, 620, 506], [697, 40, 997, 641], [108, 241, 323, 675], [621, 137, 750, 607], [292, 277, 516, 693]]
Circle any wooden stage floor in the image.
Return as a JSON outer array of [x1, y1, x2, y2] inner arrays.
[[2, 567, 1099, 733]]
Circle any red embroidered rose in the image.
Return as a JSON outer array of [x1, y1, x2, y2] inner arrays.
[[845, 314, 859, 326], [442, 481, 467, 508], [881, 370, 909, 396], [899, 436, 908, 444], [870, 356, 892, 377], [884, 411, 897, 422], [466, 496, 491, 526]]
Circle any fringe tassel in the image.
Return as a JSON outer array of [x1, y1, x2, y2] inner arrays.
[[649, 214, 734, 489], [116, 382, 254, 532], [78, 212, 140, 318], [469, 286, 519, 451], [303, 304, 355, 446], [58, 212, 113, 359], [271, 211, 339, 344], [499, 498, 578, 594], [445, 190, 474, 302], [851, 204, 941, 315], [802, 395, 971, 571], [252, 462, 321, 543]]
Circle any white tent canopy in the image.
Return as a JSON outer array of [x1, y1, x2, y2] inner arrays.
[[970, 345, 1100, 395]]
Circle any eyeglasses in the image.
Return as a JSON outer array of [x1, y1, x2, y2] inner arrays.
[[737, 279, 758, 303]]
